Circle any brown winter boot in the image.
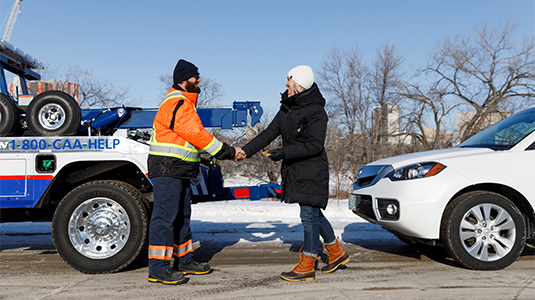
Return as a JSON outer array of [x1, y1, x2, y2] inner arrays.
[[280, 252, 316, 282], [321, 238, 350, 273]]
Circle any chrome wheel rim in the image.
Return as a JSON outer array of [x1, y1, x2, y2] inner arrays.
[[38, 103, 66, 130], [68, 198, 130, 259], [459, 203, 516, 261]]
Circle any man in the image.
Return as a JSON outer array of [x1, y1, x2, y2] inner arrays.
[[235, 65, 349, 282], [147, 59, 236, 285]]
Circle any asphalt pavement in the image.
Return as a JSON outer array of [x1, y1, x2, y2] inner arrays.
[[1, 230, 534, 300]]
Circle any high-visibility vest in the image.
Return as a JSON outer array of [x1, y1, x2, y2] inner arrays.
[[149, 88, 222, 161]]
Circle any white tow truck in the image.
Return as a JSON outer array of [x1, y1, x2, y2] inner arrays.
[[0, 40, 280, 273]]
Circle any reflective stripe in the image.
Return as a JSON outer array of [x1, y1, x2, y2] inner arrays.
[[173, 240, 194, 257], [150, 128, 156, 143], [148, 245, 173, 260], [203, 136, 223, 156], [163, 91, 185, 103], [149, 143, 201, 162]]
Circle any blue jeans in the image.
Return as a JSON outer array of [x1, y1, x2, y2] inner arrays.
[[299, 204, 336, 257]]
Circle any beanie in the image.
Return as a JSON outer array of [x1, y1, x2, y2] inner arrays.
[[173, 59, 199, 84], [287, 65, 314, 90]]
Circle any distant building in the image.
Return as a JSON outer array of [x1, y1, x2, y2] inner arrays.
[[372, 105, 400, 143], [423, 125, 453, 148], [454, 110, 509, 145], [10, 77, 80, 103]]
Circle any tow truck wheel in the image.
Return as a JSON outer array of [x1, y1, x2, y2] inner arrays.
[[0, 93, 19, 136], [440, 191, 526, 270], [52, 180, 150, 274], [26, 91, 81, 136]]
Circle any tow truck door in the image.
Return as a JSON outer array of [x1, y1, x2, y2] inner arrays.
[[0, 153, 34, 208]]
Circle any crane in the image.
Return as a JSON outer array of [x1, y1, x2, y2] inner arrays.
[[2, 0, 22, 42]]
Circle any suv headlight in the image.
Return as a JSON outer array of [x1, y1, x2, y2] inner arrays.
[[387, 162, 446, 181]]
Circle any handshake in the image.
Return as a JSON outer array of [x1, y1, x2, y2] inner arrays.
[[233, 147, 284, 162], [233, 147, 247, 162]]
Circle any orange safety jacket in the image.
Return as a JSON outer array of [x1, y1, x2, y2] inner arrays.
[[148, 88, 224, 179]]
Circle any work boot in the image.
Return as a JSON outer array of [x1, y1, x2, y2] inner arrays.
[[321, 238, 350, 273], [148, 269, 187, 285], [177, 261, 211, 275], [280, 252, 316, 282]]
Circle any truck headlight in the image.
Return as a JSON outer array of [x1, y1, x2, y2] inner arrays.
[[387, 162, 446, 181]]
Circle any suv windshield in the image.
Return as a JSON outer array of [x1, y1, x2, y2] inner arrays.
[[459, 108, 535, 150]]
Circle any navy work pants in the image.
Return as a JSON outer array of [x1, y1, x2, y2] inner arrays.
[[148, 177, 194, 276]]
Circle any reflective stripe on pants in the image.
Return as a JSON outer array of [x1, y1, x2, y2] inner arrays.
[[174, 239, 194, 257]]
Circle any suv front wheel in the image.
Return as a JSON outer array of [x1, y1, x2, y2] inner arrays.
[[440, 191, 526, 270]]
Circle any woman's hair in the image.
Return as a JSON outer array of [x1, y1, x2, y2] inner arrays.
[[293, 82, 307, 94]]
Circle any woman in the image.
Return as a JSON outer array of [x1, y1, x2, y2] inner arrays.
[[237, 65, 349, 282]]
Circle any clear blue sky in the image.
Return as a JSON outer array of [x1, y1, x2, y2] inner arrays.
[[1, 0, 533, 115]]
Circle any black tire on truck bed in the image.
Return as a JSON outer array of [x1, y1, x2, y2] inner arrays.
[[26, 91, 81, 136], [0, 93, 19, 136]]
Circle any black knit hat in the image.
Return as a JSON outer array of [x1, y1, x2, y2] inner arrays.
[[173, 59, 199, 84]]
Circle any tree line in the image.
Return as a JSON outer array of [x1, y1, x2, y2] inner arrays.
[[222, 21, 535, 198]]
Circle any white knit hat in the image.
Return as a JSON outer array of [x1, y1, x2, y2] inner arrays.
[[288, 65, 314, 90]]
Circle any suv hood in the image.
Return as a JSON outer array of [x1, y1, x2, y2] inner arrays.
[[367, 147, 494, 169]]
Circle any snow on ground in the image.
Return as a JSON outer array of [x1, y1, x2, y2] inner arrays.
[[0, 199, 399, 248], [1, 175, 399, 246]]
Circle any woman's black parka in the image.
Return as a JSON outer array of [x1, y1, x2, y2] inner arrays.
[[242, 83, 329, 209]]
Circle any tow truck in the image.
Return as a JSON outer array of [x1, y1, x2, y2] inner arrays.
[[0, 40, 280, 274]]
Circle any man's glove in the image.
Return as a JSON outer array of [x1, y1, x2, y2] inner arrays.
[[263, 148, 284, 161]]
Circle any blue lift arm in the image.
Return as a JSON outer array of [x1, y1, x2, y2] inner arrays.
[[79, 101, 264, 134]]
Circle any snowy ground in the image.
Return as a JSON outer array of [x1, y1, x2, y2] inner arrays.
[[0, 199, 369, 237], [0, 175, 398, 246]]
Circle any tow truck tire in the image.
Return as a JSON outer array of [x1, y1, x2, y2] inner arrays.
[[52, 180, 150, 274], [0, 93, 19, 136], [440, 191, 526, 270], [26, 91, 81, 136]]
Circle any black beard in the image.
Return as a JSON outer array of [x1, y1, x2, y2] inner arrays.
[[185, 81, 201, 93]]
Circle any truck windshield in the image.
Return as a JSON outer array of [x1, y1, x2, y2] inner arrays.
[[458, 108, 535, 150]]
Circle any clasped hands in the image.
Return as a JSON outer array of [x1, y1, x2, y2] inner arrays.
[[234, 147, 247, 161]]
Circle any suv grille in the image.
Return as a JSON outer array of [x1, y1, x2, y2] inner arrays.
[[354, 165, 393, 189], [356, 175, 375, 187], [355, 194, 375, 221]]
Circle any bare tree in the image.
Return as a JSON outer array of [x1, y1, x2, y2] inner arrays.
[[401, 82, 457, 150], [318, 44, 411, 195], [422, 21, 535, 144], [64, 66, 135, 107], [368, 44, 405, 161], [324, 124, 351, 198], [38, 65, 137, 107], [318, 46, 371, 182]]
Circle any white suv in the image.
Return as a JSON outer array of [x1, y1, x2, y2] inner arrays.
[[349, 107, 535, 270]]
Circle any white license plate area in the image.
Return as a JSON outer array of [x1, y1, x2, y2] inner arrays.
[[348, 194, 360, 210]]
